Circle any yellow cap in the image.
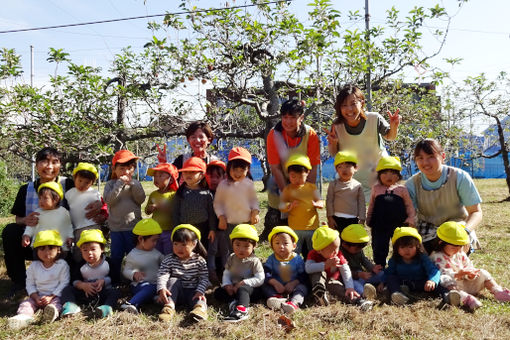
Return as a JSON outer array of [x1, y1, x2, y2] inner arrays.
[[133, 218, 162, 236], [77, 229, 106, 247], [38, 181, 64, 200], [172, 224, 201, 241], [229, 224, 259, 242], [285, 154, 312, 170], [334, 151, 358, 167], [376, 156, 402, 172], [312, 225, 339, 251], [391, 227, 422, 244], [33, 230, 63, 248], [341, 224, 369, 243], [73, 162, 99, 180], [436, 221, 469, 246], [268, 226, 298, 244]]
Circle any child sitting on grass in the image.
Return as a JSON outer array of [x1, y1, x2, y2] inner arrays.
[[262, 226, 307, 315], [8, 230, 70, 330]]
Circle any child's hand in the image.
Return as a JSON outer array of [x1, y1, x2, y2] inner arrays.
[[23, 211, 40, 227], [324, 257, 341, 270], [156, 143, 167, 163], [208, 230, 215, 243], [372, 265, 383, 274], [455, 269, 480, 280], [119, 175, 132, 185], [77, 281, 97, 297], [145, 203, 156, 214], [327, 216, 337, 229], [250, 210, 260, 225], [224, 284, 235, 296], [288, 200, 299, 211], [323, 127, 338, 146], [158, 288, 171, 305], [91, 279, 105, 294], [312, 200, 324, 209], [66, 238, 73, 248], [345, 288, 360, 301], [85, 200, 106, 224], [358, 271, 372, 280], [234, 281, 245, 293], [218, 216, 227, 230], [192, 292, 206, 301], [133, 272, 145, 282], [30, 293, 42, 306], [424, 280, 436, 292], [387, 108, 401, 127], [269, 279, 285, 294], [39, 295, 54, 307], [284, 280, 300, 294], [21, 235, 31, 247]]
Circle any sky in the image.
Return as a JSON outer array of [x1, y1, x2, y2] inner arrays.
[[1, 0, 509, 131]]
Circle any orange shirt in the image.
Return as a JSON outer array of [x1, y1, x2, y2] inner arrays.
[[266, 126, 320, 166]]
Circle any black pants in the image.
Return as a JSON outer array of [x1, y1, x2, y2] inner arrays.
[[386, 274, 449, 301], [371, 227, 397, 267], [61, 284, 120, 308], [2, 223, 33, 288], [332, 216, 359, 234], [214, 285, 259, 307], [260, 207, 288, 242]]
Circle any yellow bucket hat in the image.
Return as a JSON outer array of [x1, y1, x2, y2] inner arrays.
[[77, 229, 106, 248], [33, 230, 63, 248], [72, 162, 99, 180], [312, 225, 339, 251], [436, 221, 469, 246], [391, 227, 422, 244], [334, 151, 358, 167], [133, 218, 162, 236], [285, 154, 312, 170], [38, 181, 64, 200], [340, 224, 370, 243], [268, 226, 299, 244], [172, 224, 201, 241], [229, 224, 259, 242], [376, 156, 402, 172]]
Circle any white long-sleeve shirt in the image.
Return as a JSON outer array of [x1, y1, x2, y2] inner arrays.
[[213, 178, 259, 224], [65, 187, 102, 230], [26, 259, 70, 297], [24, 207, 74, 251], [123, 248, 164, 285]]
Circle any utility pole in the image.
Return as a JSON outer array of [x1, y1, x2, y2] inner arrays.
[[365, 0, 372, 111], [30, 45, 35, 182]]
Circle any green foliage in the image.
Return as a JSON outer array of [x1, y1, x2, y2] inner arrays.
[[0, 161, 19, 217]]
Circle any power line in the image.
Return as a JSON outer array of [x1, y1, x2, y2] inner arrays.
[[0, 0, 292, 34]]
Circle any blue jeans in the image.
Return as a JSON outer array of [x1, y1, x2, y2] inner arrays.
[[261, 282, 308, 306], [129, 282, 157, 307], [156, 230, 173, 256], [110, 230, 134, 284], [352, 271, 384, 295]]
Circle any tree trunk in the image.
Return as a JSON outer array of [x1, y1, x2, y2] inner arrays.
[[495, 116, 510, 196]]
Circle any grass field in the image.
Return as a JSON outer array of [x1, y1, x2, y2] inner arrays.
[[1, 179, 510, 339]]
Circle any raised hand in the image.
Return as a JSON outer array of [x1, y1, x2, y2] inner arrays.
[[156, 144, 167, 163], [322, 127, 338, 146], [387, 108, 401, 127]]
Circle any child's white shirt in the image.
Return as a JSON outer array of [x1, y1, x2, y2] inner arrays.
[[65, 187, 102, 230], [26, 259, 70, 297], [23, 207, 74, 251]]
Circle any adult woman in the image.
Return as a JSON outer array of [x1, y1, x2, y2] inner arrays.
[[2, 147, 105, 295], [261, 99, 320, 240], [326, 84, 400, 199], [405, 139, 483, 254], [173, 121, 218, 169]]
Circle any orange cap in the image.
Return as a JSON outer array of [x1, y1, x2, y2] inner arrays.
[[207, 159, 227, 172], [228, 147, 252, 164], [112, 150, 139, 166], [179, 157, 207, 173], [147, 163, 179, 191]]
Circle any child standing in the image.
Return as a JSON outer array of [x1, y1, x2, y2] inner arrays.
[[60, 229, 119, 318], [279, 153, 323, 257], [173, 157, 216, 251], [145, 163, 179, 255], [103, 150, 146, 284], [306, 225, 359, 306], [384, 227, 448, 305], [340, 224, 383, 299], [121, 219, 164, 314], [367, 156, 416, 267], [157, 224, 209, 321], [214, 224, 264, 322], [430, 221, 510, 311], [22, 182, 74, 254], [214, 147, 260, 253], [326, 151, 366, 233], [8, 230, 69, 329], [263, 226, 307, 314]]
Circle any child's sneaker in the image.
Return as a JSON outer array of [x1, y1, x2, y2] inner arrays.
[[281, 301, 298, 314], [61, 302, 81, 317], [358, 298, 374, 312], [462, 294, 482, 311], [158, 304, 175, 322], [363, 283, 377, 301], [312, 284, 329, 306], [448, 290, 461, 307], [41, 304, 59, 323], [190, 304, 208, 321], [494, 288, 510, 302], [266, 295, 286, 310], [224, 305, 249, 322], [120, 303, 138, 314], [8, 314, 34, 330], [95, 305, 113, 318], [391, 292, 409, 306]]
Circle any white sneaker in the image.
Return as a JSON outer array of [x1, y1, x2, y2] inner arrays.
[[266, 296, 286, 310], [8, 314, 35, 330], [391, 292, 409, 306], [41, 304, 59, 323], [120, 303, 138, 314], [448, 290, 461, 307], [363, 283, 377, 301]]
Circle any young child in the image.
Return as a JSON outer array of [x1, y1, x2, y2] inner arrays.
[[262, 226, 307, 314], [8, 230, 70, 330], [367, 156, 416, 267], [214, 147, 260, 253], [157, 224, 209, 321], [326, 151, 366, 233], [60, 229, 120, 318], [430, 221, 510, 311], [340, 224, 383, 299], [206, 160, 228, 284], [383, 227, 448, 305], [22, 182, 74, 254], [103, 149, 146, 284], [65, 162, 107, 262], [306, 225, 359, 306], [173, 157, 216, 251], [121, 219, 164, 314], [214, 224, 264, 322], [145, 162, 179, 255], [279, 153, 323, 257]]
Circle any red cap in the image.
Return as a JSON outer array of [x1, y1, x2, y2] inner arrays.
[[207, 159, 227, 172], [112, 150, 139, 166], [228, 147, 252, 164], [147, 163, 179, 191], [179, 157, 207, 173]]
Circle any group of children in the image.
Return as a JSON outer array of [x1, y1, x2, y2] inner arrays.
[[7, 146, 510, 329]]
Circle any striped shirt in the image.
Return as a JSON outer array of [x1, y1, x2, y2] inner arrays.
[[157, 253, 209, 294]]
